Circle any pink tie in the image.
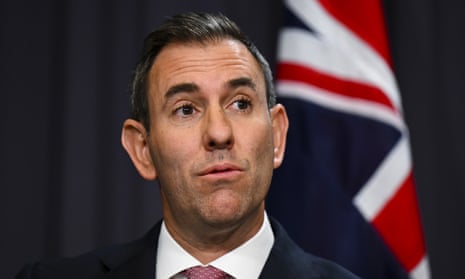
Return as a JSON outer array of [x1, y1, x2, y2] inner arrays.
[[183, 265, 231, 279]]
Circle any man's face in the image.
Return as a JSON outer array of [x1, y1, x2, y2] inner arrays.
[[143, 39, 287, 230]]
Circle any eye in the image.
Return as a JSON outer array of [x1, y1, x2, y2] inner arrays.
[[174, 103, 196, 117], [232, 98, 252, 111]]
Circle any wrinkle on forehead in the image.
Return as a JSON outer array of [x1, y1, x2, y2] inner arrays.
[[148, 39, 264, 101], [154, 45, 253, 74]]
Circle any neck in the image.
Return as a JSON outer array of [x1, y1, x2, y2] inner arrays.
[[164, 208, 265, 264]]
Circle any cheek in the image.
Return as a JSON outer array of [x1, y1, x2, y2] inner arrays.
[[244, 126, 275, 186], [151, 128, 197, 165], [249, 125, 275, 162]]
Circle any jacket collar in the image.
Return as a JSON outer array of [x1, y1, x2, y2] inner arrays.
[[99, 221, 161, 278], [259, 217, 307, 278], [96, 217, 310, 279]]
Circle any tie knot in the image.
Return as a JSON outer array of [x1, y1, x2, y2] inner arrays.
[[183, 265, 230, 279]]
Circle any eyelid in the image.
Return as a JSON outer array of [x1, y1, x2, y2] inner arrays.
[[233, 95, 251, 102], [164, 90, 197, 110], [230, 95, 252, 111], [173, 100, 193, 110]]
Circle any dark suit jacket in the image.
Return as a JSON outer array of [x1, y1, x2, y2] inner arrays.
[[16, 218, 361, 279]]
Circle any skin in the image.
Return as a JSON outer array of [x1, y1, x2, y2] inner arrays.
[[121, 39, 288, 263]]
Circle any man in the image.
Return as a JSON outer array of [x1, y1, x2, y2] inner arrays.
[[16, 12, 360, 279]]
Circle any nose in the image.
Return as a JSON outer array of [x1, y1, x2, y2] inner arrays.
[[202, 107, 234, 150]]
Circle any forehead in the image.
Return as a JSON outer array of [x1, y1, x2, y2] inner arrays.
[[148, 39, 264, 95]]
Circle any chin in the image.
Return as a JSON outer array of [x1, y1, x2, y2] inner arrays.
[[202, 203, 244, 228], [200, 189, 256, 227]]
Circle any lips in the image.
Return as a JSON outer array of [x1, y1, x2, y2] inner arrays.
[[198, 163, 243, 179]]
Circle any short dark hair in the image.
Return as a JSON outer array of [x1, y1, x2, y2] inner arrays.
[[130, 12, 276, 130]]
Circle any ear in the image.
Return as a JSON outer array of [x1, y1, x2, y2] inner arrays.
[[270, 104, 289, 169], [121, 119, 157, 180]]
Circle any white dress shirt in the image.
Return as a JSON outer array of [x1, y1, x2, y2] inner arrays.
[[156, 213, 275, 279]]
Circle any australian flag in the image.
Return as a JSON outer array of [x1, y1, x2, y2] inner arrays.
[[267, 0, 430, 278]]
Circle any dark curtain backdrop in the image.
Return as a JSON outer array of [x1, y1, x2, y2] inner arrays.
[[1, 1, 463, 278]]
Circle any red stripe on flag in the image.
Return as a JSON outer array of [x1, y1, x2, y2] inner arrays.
[[372, 172, 426, 271], [277, 62, 396, 111], [318, 0, 392, 65]]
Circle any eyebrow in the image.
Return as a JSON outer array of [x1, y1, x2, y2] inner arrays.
[[227, 77, 257, 91], [164, 77, 257, 100], [165, 83, 199, 99]]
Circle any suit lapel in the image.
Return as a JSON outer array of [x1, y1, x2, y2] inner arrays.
[[101, 248, 155, 279], [94, 218, 323, 279], [100, 222, 162, 279], [259, 218, 320, 279], [259, 218, 296, 278]]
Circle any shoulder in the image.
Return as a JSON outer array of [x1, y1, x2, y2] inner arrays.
[[262, 217, 361, 279], [293, 251, 361, 279], [15, 222, 161, 279], [15, 250, 107, 279]]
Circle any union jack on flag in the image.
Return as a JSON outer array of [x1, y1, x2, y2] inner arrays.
[[267, 0, 430, 278]]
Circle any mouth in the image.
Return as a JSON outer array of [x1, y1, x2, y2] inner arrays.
[[198, 163, 244, 180]]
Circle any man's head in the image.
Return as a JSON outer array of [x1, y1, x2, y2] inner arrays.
[[130, 12, 276, 131], [121, 12, 288, 248]]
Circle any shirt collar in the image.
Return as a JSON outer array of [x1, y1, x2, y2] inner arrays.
[[156, 213, 275, 279]]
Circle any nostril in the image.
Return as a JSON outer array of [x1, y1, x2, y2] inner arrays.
[[207, 139, 233, 149]]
